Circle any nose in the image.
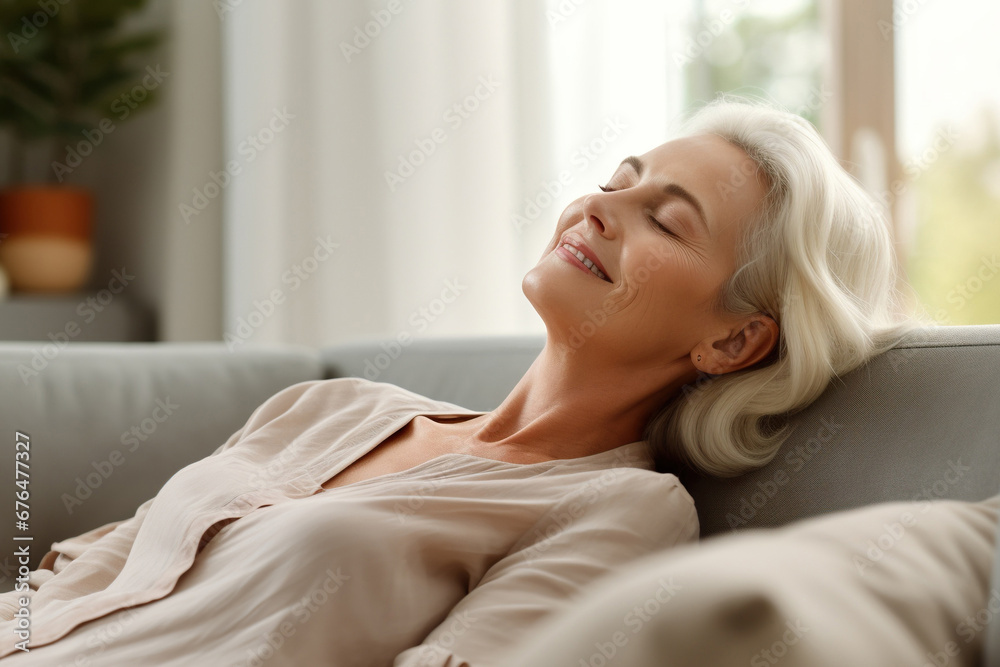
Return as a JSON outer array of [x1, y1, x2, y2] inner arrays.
[[580, 192, 615, 238]]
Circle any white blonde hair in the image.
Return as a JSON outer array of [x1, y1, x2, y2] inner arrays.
[[644, 95, 923, 477]]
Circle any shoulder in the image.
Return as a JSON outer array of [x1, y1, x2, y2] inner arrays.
[[301, 377, 465, 408], [234, 378, 371, 430], [589, 467, 697, 526], [252, 378, 472, 428], [524, 468, 700, 555], [571, 465, 696, 514], [261, 377, 406, 406]]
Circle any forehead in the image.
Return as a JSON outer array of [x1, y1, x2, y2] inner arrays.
[[638, 133, 754, 172], [636, 134, 767, 235]]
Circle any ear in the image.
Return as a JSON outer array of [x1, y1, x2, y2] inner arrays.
[[691, 315, 779, 375]]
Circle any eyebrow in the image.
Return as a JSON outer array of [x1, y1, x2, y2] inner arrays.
[[619, 156, 710, 235]]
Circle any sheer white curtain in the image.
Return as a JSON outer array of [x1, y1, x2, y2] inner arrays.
[[221, 0, 685, 348]]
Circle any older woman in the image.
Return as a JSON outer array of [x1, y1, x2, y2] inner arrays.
[[0, 97, 916, 666]]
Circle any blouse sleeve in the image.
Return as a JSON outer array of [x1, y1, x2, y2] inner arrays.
[[392, 469, 700, 667]]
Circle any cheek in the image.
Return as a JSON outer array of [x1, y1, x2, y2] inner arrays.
[[547, 199, 585, 244], [623, 244, 681, 293], [615, 248, 714, 316]]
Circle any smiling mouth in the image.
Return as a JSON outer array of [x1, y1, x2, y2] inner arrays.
[[558, 243, 611, 282]]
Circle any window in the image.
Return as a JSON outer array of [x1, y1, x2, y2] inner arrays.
[[895, 0, 1000, 324]]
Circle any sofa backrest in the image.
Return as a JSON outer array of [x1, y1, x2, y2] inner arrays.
[[0, 342, 322, 589], [322, 336, 545, 411], [321, 325, 1000, 539], [680, 324, 1000, 537]]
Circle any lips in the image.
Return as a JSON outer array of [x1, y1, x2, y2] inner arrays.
[[558, 235, 612, 282]]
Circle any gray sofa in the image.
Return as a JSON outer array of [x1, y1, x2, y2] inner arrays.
[[1, 325, 999, 661]]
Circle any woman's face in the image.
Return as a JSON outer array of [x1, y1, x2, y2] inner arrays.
[[523, 133, 772, 374]]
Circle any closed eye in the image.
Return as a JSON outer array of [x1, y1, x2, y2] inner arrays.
[[646, 212, 675, 237], [599, 183, 676, 237]]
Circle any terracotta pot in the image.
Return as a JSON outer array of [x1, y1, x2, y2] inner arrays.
[[0, 186, 94, 293]]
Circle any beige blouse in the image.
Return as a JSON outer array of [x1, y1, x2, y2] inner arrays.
[[0, 378, 699, 666]]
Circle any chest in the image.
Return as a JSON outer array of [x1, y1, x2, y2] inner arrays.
[[319, 414, 466, 491]]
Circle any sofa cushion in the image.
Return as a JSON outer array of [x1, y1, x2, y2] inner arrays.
[[502, 494, 1000, 667], [986, 508, 1000, 667]]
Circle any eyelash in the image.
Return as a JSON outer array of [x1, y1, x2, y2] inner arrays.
[[597, 184, 675, 237]]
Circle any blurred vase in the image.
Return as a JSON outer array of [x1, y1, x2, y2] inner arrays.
[[0, 186, 93, 293]]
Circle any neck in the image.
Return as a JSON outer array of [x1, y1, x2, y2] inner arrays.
[[442, 340, 697, 462]]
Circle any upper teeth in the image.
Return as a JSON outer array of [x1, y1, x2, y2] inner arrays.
[[562, 243, 608, 282]]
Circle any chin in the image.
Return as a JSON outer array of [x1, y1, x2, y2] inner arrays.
[[522, 263, 607, 347], [521, 267, 546, 316]]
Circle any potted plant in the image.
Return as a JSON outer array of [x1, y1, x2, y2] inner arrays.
[[0, 0, 163, 292]]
